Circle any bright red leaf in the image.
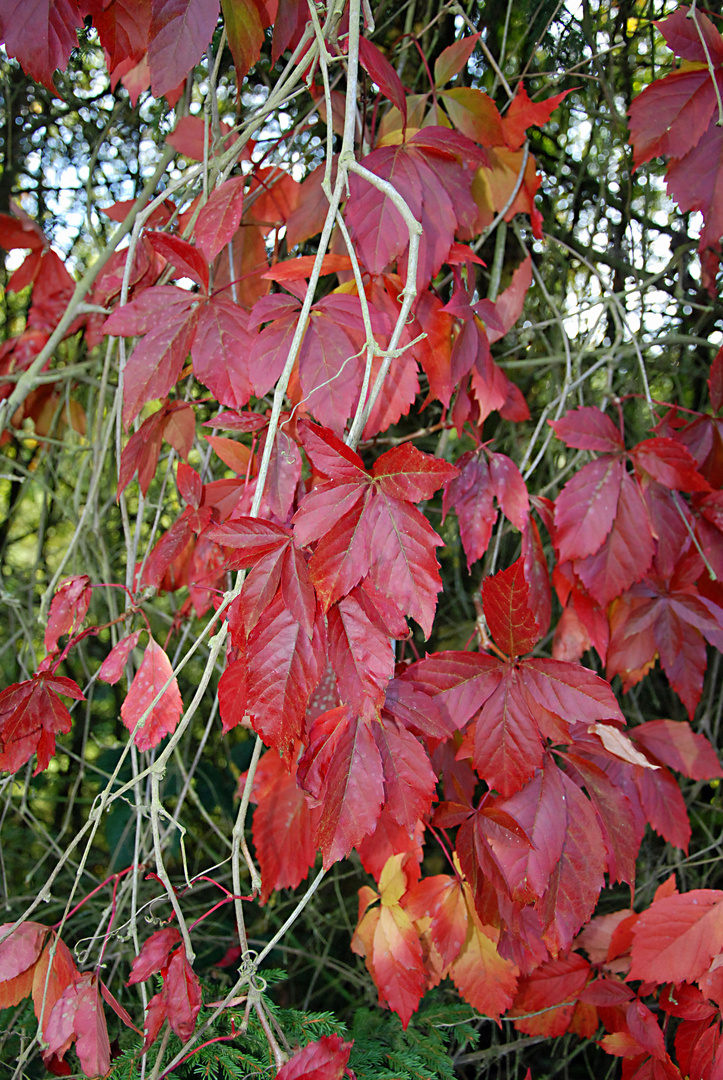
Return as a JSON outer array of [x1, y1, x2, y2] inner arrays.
[[120, 637, 183, 752], [293, 422, 456, 637], [629, 890, 723, 985], [482, 558, 540, 657]]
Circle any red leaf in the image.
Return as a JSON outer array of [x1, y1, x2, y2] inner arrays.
[[117, 401, 195, 498], [328, 591, 395, 717], [372, 442, 458, 502], [0, 673, 83, 775], [635, 763, 691, 853], [359, 37, 407, 125], [294, 422, 453, 636], [0, 922, 47, 992], [632, 719, 723, 780], [442, 450, 497, 568], [629, 890, 723, 984], [632, 438, 710, 492], [656, 5, 723, 64], [373, 715, 437, 830], [347, 130, 484, 290], [97, 630, 143, 685], [537, 764, 606, 955], [457, 665, 544, 797], [554, 457, 623, 562], [45, 575, 92, 654], [219, 594, 325, 754], [275, 1035, 353, 1080], [573, 471, 655, 606], [549, 406, 624, 453], [192, 294, 254, 409], [481, 557, 540, 657], [120, 638, 183, 752], [261, 254, 352, 282], [164, 949, 202, 1041], [147, 230, 210, 290], [0, 0, 83, 91], [251, 750, 320, 903], [522, 515, 551, 638], [511, 953, 590, 1037], [195, 176, 245, 262], [300, 708, 384, 867], [166, 115, 234, 161], [485, 256, 532, 342], [44, 972, 111, 1078], [562, 752, 639, 888], [148, 0, 220, 98], [104, 286, 200, 428], [127, 928, 182, 985]]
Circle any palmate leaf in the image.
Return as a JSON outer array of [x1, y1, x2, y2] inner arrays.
[[346, 128, 485, 290], [293, 423, 456, 636], [607, 577, 723, 718], [0, 672, 84, 775]]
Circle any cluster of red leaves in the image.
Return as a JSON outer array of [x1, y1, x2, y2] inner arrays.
[[628, 6, 723, 292], [0, 921, 139, 1076], [127, 928, 201, 1048]]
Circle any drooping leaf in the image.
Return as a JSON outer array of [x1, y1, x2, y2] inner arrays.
[[219, 593, 324, 754], [221, 0, 267, 85], [554, 457, 623, 563], [0, 0, 84, 91], [104, 286, 200, 428], [632, 719, 723, 781], [251, 749, 320, 902], [148, 0, 220, 97], [127, 927, 182, 985], [44, 972, 111, 1078], [351, 854, 427, 1028], [299, 707, 385, 867], [195, 176, 245, 261], [44, 575, 92, 654], [293, 422, 456, 636], [359, 37, 407, 125], [192, 294, 254, 409], [549, 406, 624, 453], [120, 637, 183, 752]]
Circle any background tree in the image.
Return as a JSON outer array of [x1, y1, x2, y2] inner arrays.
[[1, 1, 723, 1078]]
